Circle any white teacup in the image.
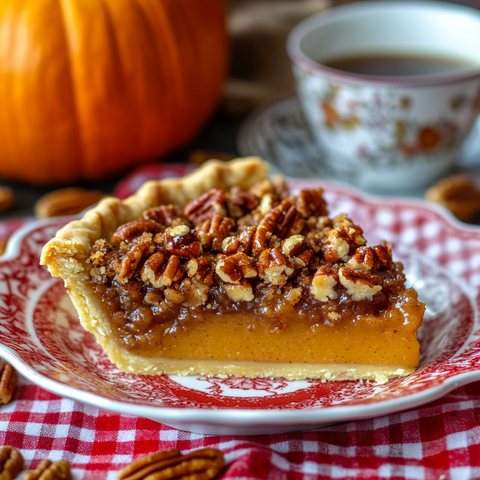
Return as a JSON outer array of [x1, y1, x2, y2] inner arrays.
[[287, 1, 480, 192]]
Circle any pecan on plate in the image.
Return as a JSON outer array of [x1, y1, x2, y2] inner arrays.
[[0, 187, 13, 213], [111, 219, 161, 245], [22, 460, 71, 480], [0, 446, 23, 480], [163, 225, 202, 258], [311, 266, 339, 302], [338, 267, 382, 301], [0, 360, 17, 404], [141, 253, 184, 288], [184, 189, 227, 224], [282, 235, 314, 268], [258, 248, 294, 286], [297, 188, 328, 218], [259, 200, 303, 239], [197, 215, 235, 251], [143, 205, 181, 227], [347, 242, 392, 272], [34, 188, 103, 219], [118, 448, 224, 480]]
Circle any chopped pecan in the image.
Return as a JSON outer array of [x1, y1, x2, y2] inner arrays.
[[0, 360, 16, 404], [258, 193, 278, 215], [339, 267, 382, 301], [347, 241, 393, 272], [196, 215, 235, 251], [311, 266, 339, 302], [185, 258, 214, 286], [118, 448, 224, 480], [141, 253, 184, 288], [297, 188, 328, 218], [258, 248, 294, 286], [249, 179, 276, 198], [282, 235, 314, 268], [117, 243, 149, 280], [180, 277, 210, 307], [222, 227, 256, 256], [164, 225, 202, 258], [184, 189, 227, 224], [222, 281, 254, 302], [22, 460, 71, 480], [143, 205, 181, 226], [0, 446, 23, 480], [227, 189, 259, 217], [215, 253, 257, 283], [111, 219, 161, 245], [164, 288, 185, 304], [259, 200, 303, 239], [322, 214, 366, 263]]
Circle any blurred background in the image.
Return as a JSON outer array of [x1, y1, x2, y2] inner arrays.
[[1, 0, 480, 228]]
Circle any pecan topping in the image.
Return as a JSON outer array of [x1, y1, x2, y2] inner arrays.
[[164, 226, 202, 258], [249, 179, 276, 198], [112, 219, 161, 245], [216, 253, 257, 283], [258, 248, 294, 286], [297, 188, 328, 218], [222, 281, 254, 302], [258, 193, 277, 215], [184, 189, 227, 224], [259, 200, 303, 239], [197, 215, 235, 251], [23, 460, 71, 480], [185, 258, 214, 286], [141, 253, 183, 288], [322, 214, 366, 263], [118, 448, 224, 480], [347, 242, 393, 272], [227, 190, 259, 217], [118, 243, 149, 280], [339, 267, 382, 301], [282, 235, 314, 268], [143, 205, 180, 226], [311, 266, 338, 302], [0, 360, 16, 404], [0, 446, 23, 480]]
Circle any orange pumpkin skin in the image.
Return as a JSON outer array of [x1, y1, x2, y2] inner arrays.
[[0, 0, 228, 184]]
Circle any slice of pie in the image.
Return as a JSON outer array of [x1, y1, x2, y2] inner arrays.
[[41, 157, 425, 383]]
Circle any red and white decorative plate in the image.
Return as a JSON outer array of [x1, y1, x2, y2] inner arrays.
[[1, 181, 480, 435]]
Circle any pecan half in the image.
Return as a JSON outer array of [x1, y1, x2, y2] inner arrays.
[[0, 360, 17, 404], [184, 189, 227, 224], [282, 235, 314, 268], [143, 205, 180, 226], [227, 189, 259, 217], [297, 188, 328, 218], [0, 187, 13, 213], [347, 241, 392, 272], [164, 225, 202, 258], [111, 219, 161, 245], [141, 253, 184, 288], [258, 248, 294, 286], [118, 448, 224, 480], [34, 187, 102, 219], [22, 460, 71, 480], [196, 215, 235, 251], [311, 266, 338, 302], [338, 267, 382, 301], [215, 253, 257, 283], [0, 446, 23, 480], [251, 226, 272, 258], [117, 243, 150, 280], [259, 200, 303, 239], [185, 258, 214, 286]]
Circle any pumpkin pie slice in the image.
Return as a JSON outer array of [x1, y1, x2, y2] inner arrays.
[[41, 157, 424, 383]]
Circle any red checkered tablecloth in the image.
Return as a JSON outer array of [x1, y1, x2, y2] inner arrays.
[[1, 164, 480, 479]]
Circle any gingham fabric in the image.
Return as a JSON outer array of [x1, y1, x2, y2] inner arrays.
[[1, 376, 480, 479]]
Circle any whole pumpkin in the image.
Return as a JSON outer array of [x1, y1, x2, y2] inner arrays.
[[0, 0, 228, 184]]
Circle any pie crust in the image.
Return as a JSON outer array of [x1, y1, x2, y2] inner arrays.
[[41, 157, 424, 383]]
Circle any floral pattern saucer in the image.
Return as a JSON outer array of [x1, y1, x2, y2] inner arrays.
[[1, 181, 480, 435]]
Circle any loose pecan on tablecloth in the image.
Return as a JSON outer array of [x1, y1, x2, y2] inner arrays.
[[0, 446, 23, 480], [22, 460, 71, 480], [118, 448, 224, 480]]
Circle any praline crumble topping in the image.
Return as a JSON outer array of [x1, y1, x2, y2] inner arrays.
[[87, 177, 409, 352]]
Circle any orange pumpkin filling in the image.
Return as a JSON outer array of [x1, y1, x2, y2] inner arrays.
[[86, 177, 425, 381]]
